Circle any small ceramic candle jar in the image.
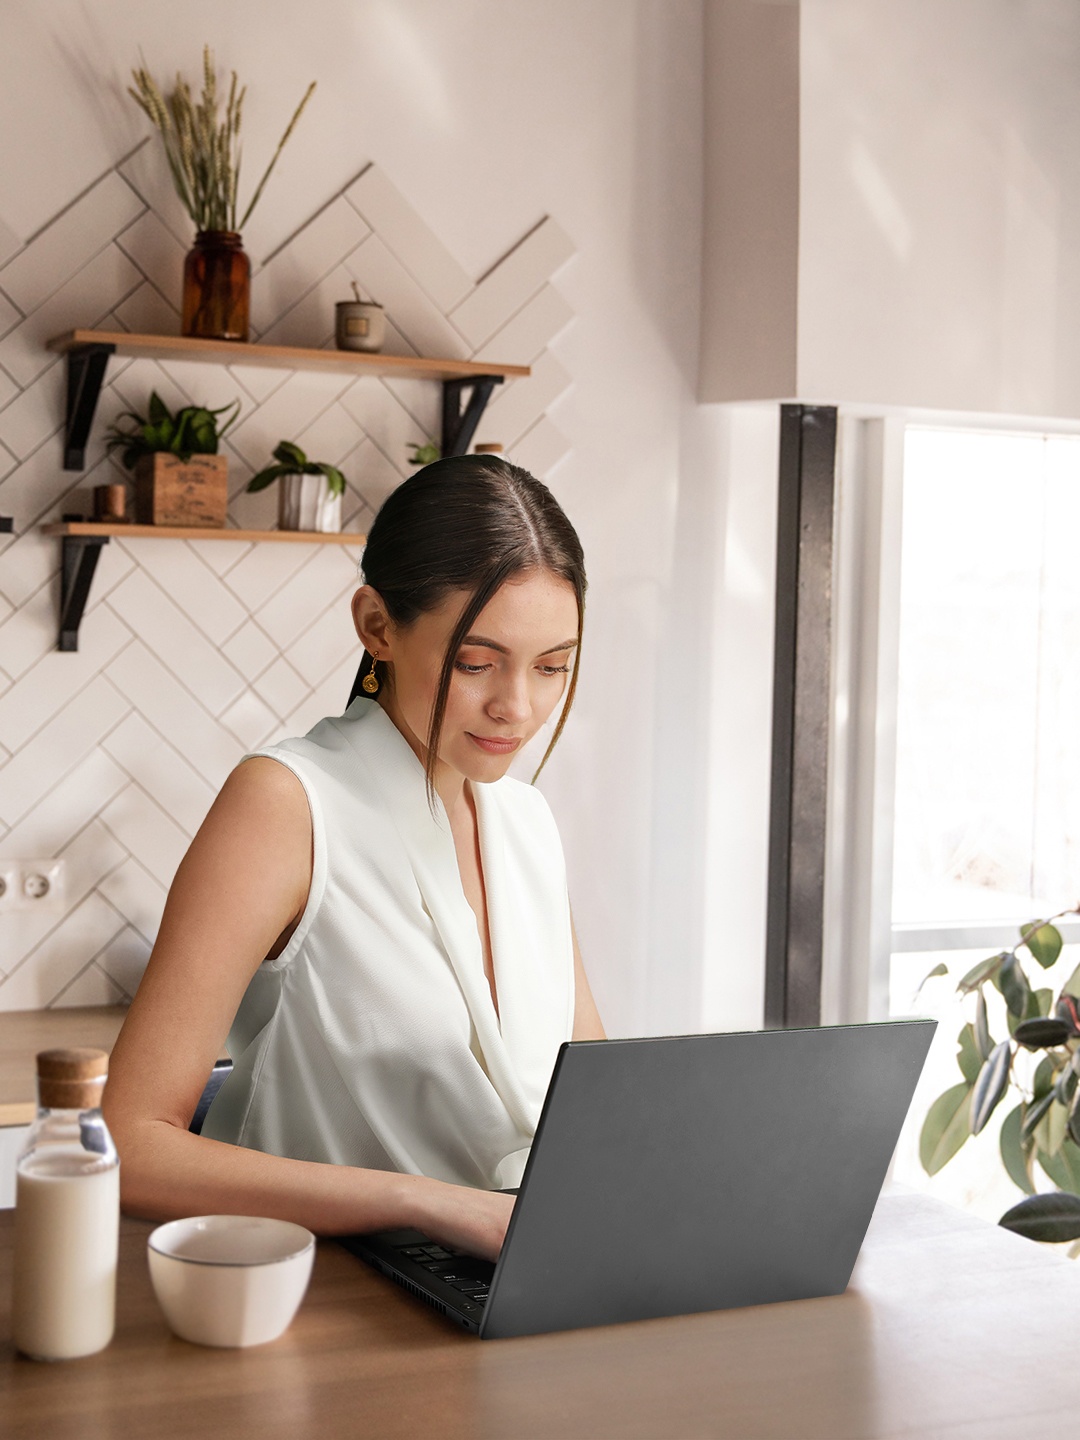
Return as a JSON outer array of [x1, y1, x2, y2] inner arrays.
[[335, 300, 386, 353]]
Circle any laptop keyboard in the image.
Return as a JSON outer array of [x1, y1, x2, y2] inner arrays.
[[397, 1243, 496, 1307]]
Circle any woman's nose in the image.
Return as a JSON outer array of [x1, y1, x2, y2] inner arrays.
[[487, 670, 531, 724]]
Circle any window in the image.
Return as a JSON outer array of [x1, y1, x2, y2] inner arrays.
[[885, 426, 1080, 1216]]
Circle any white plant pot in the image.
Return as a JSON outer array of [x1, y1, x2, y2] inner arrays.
[[278, 473, 342, 533]]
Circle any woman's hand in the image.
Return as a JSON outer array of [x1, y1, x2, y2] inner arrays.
[[407, 1179, 516, 1263]]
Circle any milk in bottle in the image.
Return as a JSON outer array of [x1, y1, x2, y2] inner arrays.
[[11, 1048, 120, 1360]]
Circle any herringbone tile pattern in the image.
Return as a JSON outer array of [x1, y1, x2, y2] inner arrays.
[[0, 150, 574, 1009]]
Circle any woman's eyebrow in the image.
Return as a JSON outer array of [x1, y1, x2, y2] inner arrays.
[[462, 634, 579, 657]]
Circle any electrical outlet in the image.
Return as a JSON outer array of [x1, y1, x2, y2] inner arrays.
[[0, 859, 66, 912]]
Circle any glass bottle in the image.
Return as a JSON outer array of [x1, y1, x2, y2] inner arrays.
[[12, 1048, 120, 1360], [182, 230, 251, 342]]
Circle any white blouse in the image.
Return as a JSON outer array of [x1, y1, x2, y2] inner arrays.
[[201, 698, 576, 1191]]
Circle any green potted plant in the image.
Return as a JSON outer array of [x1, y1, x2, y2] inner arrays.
[[128, 47, 316, 341], [106, 390, 240, 528], [918, 907, 1080, 1247], [246, 440, 346, 533], [407, 440, 440, 467]]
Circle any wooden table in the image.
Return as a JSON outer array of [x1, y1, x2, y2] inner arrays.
[[1, 1189, 1077, 1438]]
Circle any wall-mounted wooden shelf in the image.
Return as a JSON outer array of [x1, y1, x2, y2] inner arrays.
[[41, 521, 367, 652], [44, 328, 525, 653], [46, 329, 529, 470], [47, 330, 529, 383], [43, 521, 367, 545]]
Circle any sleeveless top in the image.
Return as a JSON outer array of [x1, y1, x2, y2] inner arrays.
[[201, 697, 576, 1191]]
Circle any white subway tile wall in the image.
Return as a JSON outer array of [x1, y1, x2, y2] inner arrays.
[[0, 155, 574, 1009]]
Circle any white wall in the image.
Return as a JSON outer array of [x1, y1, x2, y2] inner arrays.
[[0, 1, 764, 1038], [701, 0, 1080, 419], [799, 0, 1080, 416]]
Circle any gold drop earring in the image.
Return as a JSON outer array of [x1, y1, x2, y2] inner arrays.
[[362, 652, 380, 694]]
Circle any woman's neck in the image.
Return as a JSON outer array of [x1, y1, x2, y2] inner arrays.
[[376, 693, 469, 821]]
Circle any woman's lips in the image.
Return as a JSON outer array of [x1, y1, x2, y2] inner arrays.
[[467, 733, 522, 755]]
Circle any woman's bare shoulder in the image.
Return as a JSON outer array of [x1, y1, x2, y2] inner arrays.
[[209, 753, 310, 824]]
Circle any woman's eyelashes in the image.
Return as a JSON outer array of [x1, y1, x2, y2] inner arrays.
[[453, 657, 572, 677]]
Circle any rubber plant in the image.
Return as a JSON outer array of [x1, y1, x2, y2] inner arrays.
[[105, 390, 240, 468], [246, 440, 345, 497], [919, 907, 1080, 1248]]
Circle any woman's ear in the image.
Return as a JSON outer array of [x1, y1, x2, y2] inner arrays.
[[351, 585, 393, 656]]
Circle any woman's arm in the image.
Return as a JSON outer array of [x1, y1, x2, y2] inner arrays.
[[570, 912, 606, 1040], [103, 756, 513, 1261]]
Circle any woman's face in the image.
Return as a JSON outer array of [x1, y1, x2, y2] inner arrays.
[[359, 568, 580, 787]]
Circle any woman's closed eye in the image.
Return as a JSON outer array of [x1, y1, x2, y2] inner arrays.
[[453, 659, 571, 676]]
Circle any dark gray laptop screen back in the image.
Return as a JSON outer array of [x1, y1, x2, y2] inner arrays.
[[482, 1020, 934, 1339]]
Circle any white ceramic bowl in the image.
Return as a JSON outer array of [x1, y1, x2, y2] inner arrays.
[[147, 1215, 315, 1348]]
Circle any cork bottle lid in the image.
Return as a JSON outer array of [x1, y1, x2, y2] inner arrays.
[[474, 443, 504, 454], [36, 1048, 108, 1109]]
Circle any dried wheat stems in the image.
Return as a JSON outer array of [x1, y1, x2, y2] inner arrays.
[[129, 46, 315, 233]]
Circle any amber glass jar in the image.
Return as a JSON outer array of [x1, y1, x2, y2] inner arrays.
[[182, 231, 250, 341]]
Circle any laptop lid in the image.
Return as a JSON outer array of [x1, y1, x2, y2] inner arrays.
[[479, 1019, 935, 1338]]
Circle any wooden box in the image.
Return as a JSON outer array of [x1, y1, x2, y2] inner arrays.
[[133, 453, 227, 528]]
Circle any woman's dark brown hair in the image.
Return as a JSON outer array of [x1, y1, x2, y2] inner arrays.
[[353, 454, 586, 798]]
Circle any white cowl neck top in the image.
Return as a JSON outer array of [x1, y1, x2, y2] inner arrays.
[[202, 697, 575, 1191]]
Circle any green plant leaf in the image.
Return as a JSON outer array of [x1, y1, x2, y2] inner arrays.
[[245, 464, 291, 494], [1034, 1055, 1056, 1098], [214, 397, 241, 439], [970, 1040, 1011, 1135], [314, 464, 346, 496], [958, 952, 1008, 993], [999, 1191, 1080, 1243], [995, 953, 1032, 1019], [1000, 1104, 1035, 1195], [1036, 987, 1053, 1017], [1013, 1018, 1072, 1050], [974, 990, 993, 1061], [1039, 1136, 1080, 1192], [956, 1023, 981, 1084], [1022, 1088, 1055, 1142], [178, 407, 224, 455], [920, 1082, 972, 1175], [1054, 1063, 1077, 1108], [1062, 961, 1080, 1000], [148, 390, 170, 424], [273, 440, 308, 469], [1056, 994, 1080, 1034], [407, 440, 440, 467], [1069, 1085, 1080, 1148], [917, 961, 949, 995], [1047, 1098, 1069, 1155], [1023, 922, 1063, 970]]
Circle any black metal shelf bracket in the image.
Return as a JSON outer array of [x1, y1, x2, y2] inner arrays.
[[440, 375, 504, 457], [63, 342, 115, 471], [59, 531, 110, 651]]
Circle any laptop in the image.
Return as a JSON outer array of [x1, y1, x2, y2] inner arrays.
[[340, 1019, 935, 1339]]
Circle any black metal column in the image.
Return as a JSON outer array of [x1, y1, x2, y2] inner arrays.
[[764, 404, 838, 1029]]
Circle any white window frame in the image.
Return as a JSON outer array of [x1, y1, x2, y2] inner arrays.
[[821, 409, 1080, 1023]]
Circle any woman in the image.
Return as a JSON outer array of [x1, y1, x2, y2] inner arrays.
[[104, 455, 604, 1263]]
